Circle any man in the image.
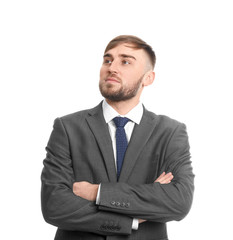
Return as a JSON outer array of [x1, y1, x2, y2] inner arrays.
[[41, 35, 194, 240]]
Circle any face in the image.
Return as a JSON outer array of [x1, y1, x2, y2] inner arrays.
[[99, 43, 152, 102]]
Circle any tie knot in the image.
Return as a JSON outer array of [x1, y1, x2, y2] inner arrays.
[[113, 117, 130, 128]]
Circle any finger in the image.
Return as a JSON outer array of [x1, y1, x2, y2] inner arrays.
[[156, 172, 171, 182], [156, 172, 173, 183], [73, 182, 78, 191], [139, 219, 146, 224], [155, 172, 165, 182], [73, 181, 85, 193], [160, 173, 174, 184]]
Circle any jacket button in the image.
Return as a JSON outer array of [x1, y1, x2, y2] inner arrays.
[[111, 201, 116, 206]]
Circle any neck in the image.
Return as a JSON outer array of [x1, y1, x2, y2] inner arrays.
[[106, 97, 140, 115]]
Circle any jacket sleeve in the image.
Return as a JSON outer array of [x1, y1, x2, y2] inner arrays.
[[98, 123, 194, 223], [41, 118, 133, 235]]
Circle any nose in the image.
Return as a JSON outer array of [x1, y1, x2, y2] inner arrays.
[[108, 60, 119, 74]]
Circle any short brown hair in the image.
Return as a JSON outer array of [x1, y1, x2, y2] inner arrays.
[[104, 35, 156, 69]]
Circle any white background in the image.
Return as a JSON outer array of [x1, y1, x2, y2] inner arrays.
[[1, 0, 233, 239]]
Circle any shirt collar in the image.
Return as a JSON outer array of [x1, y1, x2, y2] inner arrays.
[[102, 99, 143, 125]]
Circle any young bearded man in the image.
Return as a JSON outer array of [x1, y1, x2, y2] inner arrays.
[[41, 35, 194, 240]]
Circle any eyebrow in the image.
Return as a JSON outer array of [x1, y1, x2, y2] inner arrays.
[[103, 53, 136, 60]]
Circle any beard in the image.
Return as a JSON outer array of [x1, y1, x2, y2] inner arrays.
[[99, 74, 144, 102]]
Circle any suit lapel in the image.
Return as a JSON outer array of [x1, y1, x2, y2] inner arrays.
[[119, 107, 158, 182], [86, 102, 117, 182]]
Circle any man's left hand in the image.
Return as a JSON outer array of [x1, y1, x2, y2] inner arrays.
[[73, 181, 99, 201]]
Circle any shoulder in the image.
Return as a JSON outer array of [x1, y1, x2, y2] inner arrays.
[[144, 109, 189, 147], [144, 108, 186, 130], [55, 102, 102, 126]]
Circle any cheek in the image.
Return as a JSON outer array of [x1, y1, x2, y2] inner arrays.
[[100, 66, 107, 77], [125, 71, 140, 83]]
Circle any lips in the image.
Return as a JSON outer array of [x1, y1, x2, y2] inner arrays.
[[105, 75, 121, 84], [106, 78, 120, 83]]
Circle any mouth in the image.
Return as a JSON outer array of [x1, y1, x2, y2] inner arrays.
[[105, 76, 121, 84], [106, 78, 119, 83]]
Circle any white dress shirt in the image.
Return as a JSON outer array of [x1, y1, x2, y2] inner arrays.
[[96, 100, 143, 230], [102, 99, 143, 167]]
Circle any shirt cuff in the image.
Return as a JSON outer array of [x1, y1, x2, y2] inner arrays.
[[96, 184, 101, 205], [132, 218, 139, 230]]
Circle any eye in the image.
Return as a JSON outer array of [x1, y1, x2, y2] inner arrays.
[[122, 60, 130, 65], [104, 59, 112, 64]]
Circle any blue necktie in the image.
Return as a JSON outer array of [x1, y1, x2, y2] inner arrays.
[[113, 117, 130, 180]]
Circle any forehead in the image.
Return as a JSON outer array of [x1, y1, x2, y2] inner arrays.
[[105, 43, 147, 59]]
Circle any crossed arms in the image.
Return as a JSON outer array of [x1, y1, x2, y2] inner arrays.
[[73, 172, 174, 224], [73, 172, 173, 202]]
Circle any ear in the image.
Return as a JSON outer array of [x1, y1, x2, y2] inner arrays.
[[142, 71, 155, 87]]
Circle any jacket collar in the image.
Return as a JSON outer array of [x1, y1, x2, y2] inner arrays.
[[86, 101, 158, 182]]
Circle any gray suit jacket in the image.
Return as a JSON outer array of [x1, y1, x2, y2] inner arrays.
[[41, 102, 194, 240]]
